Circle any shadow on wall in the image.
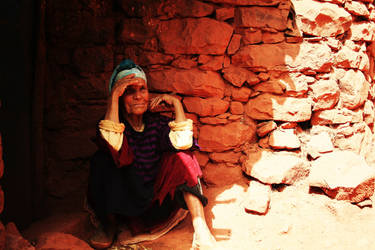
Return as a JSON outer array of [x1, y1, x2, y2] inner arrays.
[[0, 0, 40, 229], [119, 0, 304, 245], [31, 0, 311, 234], [18, 0, 375, 248], [39, 0, 305, 217]]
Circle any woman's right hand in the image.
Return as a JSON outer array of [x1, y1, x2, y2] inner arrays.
[[105, 73, 138, 122], [109, 73, 139, 101]]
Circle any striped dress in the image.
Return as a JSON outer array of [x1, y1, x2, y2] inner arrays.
[[124, 112, 174, 184], [88, 112, 206, 231]]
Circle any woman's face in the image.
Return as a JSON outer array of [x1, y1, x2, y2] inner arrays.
[[121, 78, 149, 116]]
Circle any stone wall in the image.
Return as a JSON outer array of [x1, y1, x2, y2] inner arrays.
[[44, 0, 375, 211]]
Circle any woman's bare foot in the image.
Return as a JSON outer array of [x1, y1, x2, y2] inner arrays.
[[191, 224, 217, 249]]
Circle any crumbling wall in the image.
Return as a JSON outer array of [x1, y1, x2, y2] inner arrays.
[[43, 0, 375, 212]]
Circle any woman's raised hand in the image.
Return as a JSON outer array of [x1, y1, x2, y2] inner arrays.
[[105, 73, 140, 122], [150, 94, 186, 122], [110, 74, 140, 100], [149, 94, 180, 110]]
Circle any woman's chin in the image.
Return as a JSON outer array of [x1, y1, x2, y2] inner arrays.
[[128, 108, 147, 115]]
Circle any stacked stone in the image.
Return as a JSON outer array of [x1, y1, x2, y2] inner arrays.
[[43, 0, 115, 204], [43, 0, 375, 213], [240, 0, 375, 212]]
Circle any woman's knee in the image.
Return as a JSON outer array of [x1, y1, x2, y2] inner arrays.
[[163, 151, 198, 167]]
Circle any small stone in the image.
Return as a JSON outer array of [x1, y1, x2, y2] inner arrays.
[[242, 150, 310, 185], [256, 121, 277, 137], [244, 180, 271, 214], [269, 129, 301, 150], [309, 151, 375, 203], [306, 132, 334, 159]]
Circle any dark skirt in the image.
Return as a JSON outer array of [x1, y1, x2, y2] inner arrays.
[[87, 150, 207, 234]]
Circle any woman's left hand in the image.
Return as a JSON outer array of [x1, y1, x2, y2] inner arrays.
[[149, 94, 180, 110], [150, 94, 186, 122]]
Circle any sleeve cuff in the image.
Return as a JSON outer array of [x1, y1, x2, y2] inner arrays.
[[168, 119, 193, 131], [168, 119, 193, 150], [99, 120, 125, 133]]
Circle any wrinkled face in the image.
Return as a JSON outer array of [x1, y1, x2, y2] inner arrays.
[[121, 78, 149, 116]]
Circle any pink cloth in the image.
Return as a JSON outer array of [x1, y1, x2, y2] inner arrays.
[[94, 132, 134, 168], [153, 151, 202, 205]]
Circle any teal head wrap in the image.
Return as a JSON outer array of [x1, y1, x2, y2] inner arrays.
[[108, 59, 147, 93]]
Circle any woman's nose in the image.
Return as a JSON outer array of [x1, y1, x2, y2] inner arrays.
[[133, 90, 142, 99]]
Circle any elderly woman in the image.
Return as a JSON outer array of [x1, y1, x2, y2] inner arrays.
[[87, 59, 216, 249]]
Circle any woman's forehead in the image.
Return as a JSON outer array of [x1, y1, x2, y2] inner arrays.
[[128, 79, 147, 88]]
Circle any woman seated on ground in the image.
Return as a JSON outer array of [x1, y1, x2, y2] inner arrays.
[[87, 59, 216, 249]]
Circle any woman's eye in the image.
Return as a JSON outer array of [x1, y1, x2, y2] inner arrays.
[[124, 88, 136, 95]]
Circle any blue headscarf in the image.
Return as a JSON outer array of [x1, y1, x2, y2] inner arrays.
[[108, 59, 147, 93]]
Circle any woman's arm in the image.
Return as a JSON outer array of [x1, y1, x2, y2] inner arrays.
[[149, 94, 186, 122], [150, 94, 193, 150], [105, 74, 139, 122], [101, 74, 139, 151], [97, 74, 140, 167]]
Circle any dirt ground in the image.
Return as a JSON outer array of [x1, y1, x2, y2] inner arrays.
[[137, 179, 375, 250], [23, 177, 375, 250]]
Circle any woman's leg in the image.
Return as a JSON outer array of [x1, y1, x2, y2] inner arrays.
[[155, 151, 216, 247], [184, 192, 216, 247], [87, 151, 117, 249]]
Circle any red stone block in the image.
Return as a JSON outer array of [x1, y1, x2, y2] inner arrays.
[[230, 101, 244, 115], [231, 86, 252, 102], [194, 151, 209, 167], [262, 31, 285, 44], [168, 0, 215, 18], [235, 7, 288, 30], [200, 117, 228, 125], [138, 51, 174, 66], [241, 29, 262, 44], [216, 7, 235, 21], [185, 113, 198, 124], [222, 66, 259, 87], [285, 36, 303, 43], [227, 34, 242, 55], [183, 97, 229, 117], [202, 162, 244, 186], [209, 151, 242, 164], [228, 114, 242, 121], [172, 56, 198, 69], [157, 18, 233, 55], [199, 55, 224, 71], [198, 122, 256, 152], [149, 68, 226, 98], [223, 56, 231, 68]]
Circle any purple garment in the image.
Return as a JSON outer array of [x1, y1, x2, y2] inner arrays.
[[123, 112, 175, 184], [88, 112, 206, 219]]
